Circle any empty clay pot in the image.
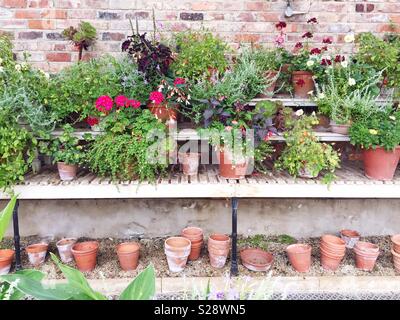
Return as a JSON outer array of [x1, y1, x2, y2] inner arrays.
[[179, 153, 200, 176], [164, 237, 191, 272], [71, 241, 99, 272], [340, 230, 360, 249], [292, 71, 315, 98], [391, 234, 400, 254], [391, 249, 400, 273], [208, 234, 231, 268], [240, 248, 274, 272], [286, 243, 312, 273], [219, 150, 249, 179], [26, 243, 48, 266], [116, 242, 140, 271], [320, 247, 345, 271], [57, 162, 78, 181], [362, 147, 400, 180], [353, 242, 379, 271], [321, 235, 346, 253], [56, 238, 77, 263], [182, 227, 203, 261], [0, 249, 15, 275]]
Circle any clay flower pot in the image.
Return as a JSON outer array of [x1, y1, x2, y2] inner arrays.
[[57, 162, 78, 181], [391, 234, 400, 254], [362, 147, 400, 180], [340, 230, 360, 249], [240, 248, 274, 272], [71, 241, 99, 272], [56, 238, 77, 263], [353, 242, 380, 271], [116, 242, 140, 271], [320, 247, 345, 271], [182, 227, 204, 261], [148, 102, 178, 122], [179, 153, 200, 176], [219, 149, 249, 180], [292, 71, 315, 98], [0, 249, 15, 275], [26, 243, 48, 266], [164, 237, 191, 272], [391, 249, 400, 273], [320, 235, 346, 271], [208, 234, 231, 268], [286, 243, 312, 273], [330, 121, 351, 135]]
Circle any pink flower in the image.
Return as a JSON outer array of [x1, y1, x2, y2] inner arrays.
[[86, 116, 99, 126], [225, 126, 233, 132], [231, 120, 238, 125], [295, 42, 303, 49], [174, 78, 186, 86], [95, 95, 113, 113], [275, 21, 287, 30], [307, 17, 318, 24], [310, 48, 321, 55], [127, 99, 141, 109], [149, 91, 165, 105], [115, 95, 128, 108], [275, 34, 285, 47], [323, 37, 332, 44]]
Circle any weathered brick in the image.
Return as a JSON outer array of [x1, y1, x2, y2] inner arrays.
[[355, 4, 364, 13], [41, 9, 68, 19], [0, 20, 26, 28], [245, 2, 268, 11], [236, 12, 255, 22], [18, 31, 43, 39], [191, 2, 218, 11], [4, 0, 27, 8], [126, 11, 150, 20], [28, 20, 55, 29], [235, 33, 260, 43], [67, 9, 96, 19], [101, 32, 125, 41], [180, 12, 204, 21], [46, 52, 71, 62], [46, 32, 64, 40], [15, 10, 41, 19], [28, 0, 49, 8], [366, 4, 375, 13], [53, 43, 67, 51], [97, 11, 121, 20]]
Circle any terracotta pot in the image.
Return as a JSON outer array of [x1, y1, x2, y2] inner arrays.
[[321, 235, 346, 251], [179, 153, 200, 176], [188, 241, 203, 261], [286, 243, 312, 273], [0, 249, 15, 275], [353, 242, 379, 271], [182, 227, 204, 261], [320, 247, 345, 271], [208, 234, 231, 268], [148, 102, 178, 122], [71, 241, 99, 272], [340, 230, 360, 249], [391, 249, 400, 273], [116, 242, 140, 271], [26, 243, 48, 266], [391, 234, 400, 254], [330, 121, 351, 135], [164, 237, 191, 272], [362, 147, 400, 180], [292, 71, 315, 98], [56, 238, 77, 263], [240, 248, 274, 272], [57, 162, 78, 181], [208, 234, 231, 250], [219, 149, 249, 179]]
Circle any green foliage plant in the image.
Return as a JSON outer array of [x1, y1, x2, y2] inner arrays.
[[62, 21, 97, 61]]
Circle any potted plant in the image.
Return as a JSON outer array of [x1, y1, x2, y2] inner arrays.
[[275, 110, 340, 183], [39, 124, 86, 181], [349, 110, 400, 180], [0, 196, 17, 275], [62, 21, 97, 61]]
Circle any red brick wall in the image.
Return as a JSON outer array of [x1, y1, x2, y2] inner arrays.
[[1, 0, 399, 72]]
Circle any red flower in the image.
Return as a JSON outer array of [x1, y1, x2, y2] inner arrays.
[[275, 21, 287, 30], [307, 17, 318, 24], [302, 32, 313, 39], [295, 42, 303, 49], [149, 91, 165, 105], [95, 95, 113, 113], [174, 77, 186, 86], [310, 48, 321, 55], [263, 131, 274, 142], [321, 58, 332, 66], [323, 37, 332, 44], [86, 116, 99, 127], [321, 46, 328, 52], [334, 55, 345, 63], [296, 79, 305, 87], [127, 99, 141, 109], [115, 95, 128, 108]]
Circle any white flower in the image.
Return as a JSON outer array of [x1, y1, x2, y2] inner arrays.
[[317, 92, 325, 99], [344, 33, 355, 43], [15, 64, 21, 72], [348, 78, 356, 86], [0, 58, 3, 65], [311, 111, 316, 116], [389, 115, 396, 121], [21, 62, 28, 70], [341, 60, 348, 68], [0, 66, 4, 73], [307, 90, 314, 95], [306, 60, 315, 67], [295, 109, 304, 117]]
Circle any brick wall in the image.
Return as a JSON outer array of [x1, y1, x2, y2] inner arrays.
[[0, 0, 399, 72]]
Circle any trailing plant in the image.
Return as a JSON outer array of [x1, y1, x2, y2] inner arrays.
[[62, 21, 97, 61], [275, 111, 340, 183], [349, 109, 400, 151]]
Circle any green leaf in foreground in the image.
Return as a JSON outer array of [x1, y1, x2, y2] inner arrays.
[[119, 264, 156, 300]]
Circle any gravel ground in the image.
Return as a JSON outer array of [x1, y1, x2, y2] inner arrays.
[[1, 235, 398, 279]]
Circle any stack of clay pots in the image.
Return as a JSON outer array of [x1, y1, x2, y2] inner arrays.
[[71, 241, 99, 272], [208, 234, 231, 268], [391, 234, 400, 272], [181, 227, 203, 261], [320, 235, 346, 271], [286, 243, 312, 273], [164, 237, 191, 272], [353, 241, 380, 271]]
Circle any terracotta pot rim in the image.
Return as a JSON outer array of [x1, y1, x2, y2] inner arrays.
[[209, 234, 230, 242], [26, 243, 49, 253], [165, 237, 191, 249], [182, 227, 203, 236], [321, 235, 345, 246], [56, 238, 77, 247], [116, 242, 140, 254], [286, 243, 312, 254], [391, 249, 400, 258], [354, 241, 379, 252], [391, 234, 400, 246], [57, 162, 78, 167], [240, 248, 274, 267], [292, 70, 313, 75], [0, 249, 15, 261], [71, 241, 99, 254]]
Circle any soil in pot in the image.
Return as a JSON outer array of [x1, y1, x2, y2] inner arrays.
[[286, 244, 312, 273], [26, 243, 48, 266], [0, 249, 15, 275], [164, 237, 191, 272], [57, 162, 78, 181], [56, 238, 77, 263], [362, 147, 400, 180], [240, 248, 274, 272], [340, 230, 360, 249], [219, 150, 249, 180], [292, 71, 314, 98], [179, 153, 200, 176], [148, 102, 178, 122], [116, 242, 140, 271], [71, 241, 99, 272], [391, 234, 400, 254]]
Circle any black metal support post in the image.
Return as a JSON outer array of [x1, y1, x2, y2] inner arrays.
[[12, 199, 22, 271], [230, 197, 239, 277]]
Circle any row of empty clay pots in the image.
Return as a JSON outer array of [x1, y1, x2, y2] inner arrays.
[[392, 234, 400, 273]]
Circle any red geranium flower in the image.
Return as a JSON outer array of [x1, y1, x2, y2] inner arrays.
[[334, 55, 345, 63], [321, 46, 328, 52], [310, 48, 321, 55], [95, 95, 113, 113], [86, 116, 99, 127], [295, 42, 303, 49], [323, 37, 333, 44], [149, 91, 165, 105], [174, 78, 186, 86], [307, 17, 318, 24], [115, 95, 128, 108], [302, 32, 313, 39], [127, 99, 141, 109], [275, 21, 287, 30], [321, 58, 332, 66], [296, 79, 305, 87]]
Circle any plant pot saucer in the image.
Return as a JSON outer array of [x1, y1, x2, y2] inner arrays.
[[240, 248, 274, 272]]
